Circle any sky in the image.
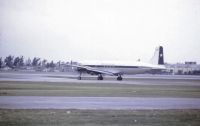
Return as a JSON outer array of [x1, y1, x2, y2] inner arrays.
[[0, 0, 200, 63]]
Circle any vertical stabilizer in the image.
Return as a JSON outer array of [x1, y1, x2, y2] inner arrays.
[[158, 46, 164, 65], [150, 46, 164, 65]]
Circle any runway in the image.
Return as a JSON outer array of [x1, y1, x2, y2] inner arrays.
[[1, 96, 200, 110], [1, 72, 200, 86]]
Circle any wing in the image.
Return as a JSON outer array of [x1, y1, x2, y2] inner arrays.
[[72, 64, 117, 76]]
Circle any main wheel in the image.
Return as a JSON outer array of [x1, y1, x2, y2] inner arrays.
[[97, 74, 103, 80], [117, 75, 122, 81]]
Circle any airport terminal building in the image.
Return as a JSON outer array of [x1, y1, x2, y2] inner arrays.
[[165, 62, 200, 75]]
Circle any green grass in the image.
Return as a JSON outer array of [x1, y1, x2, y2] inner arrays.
[[0, 81, 200, 97], [0, 109, 200, 126]]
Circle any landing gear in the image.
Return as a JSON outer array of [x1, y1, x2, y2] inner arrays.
[[117, 75, 123, 81], [97, 74, 103, 80], [78, 72, 82, 80]]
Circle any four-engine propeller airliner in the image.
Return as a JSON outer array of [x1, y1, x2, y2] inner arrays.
[[72, 46, 165, 80]]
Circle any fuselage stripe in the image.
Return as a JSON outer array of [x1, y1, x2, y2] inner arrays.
[[85, 65, 139, 68]]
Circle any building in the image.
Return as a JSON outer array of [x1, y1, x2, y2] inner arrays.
[[165, 62, 200, 75]]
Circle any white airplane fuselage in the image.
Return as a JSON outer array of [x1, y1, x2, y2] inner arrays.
[[79, 60, 165, 75]]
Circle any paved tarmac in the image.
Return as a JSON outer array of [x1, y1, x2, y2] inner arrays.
[[1, 96, 200, 110], [0, 71, 200, 110], [0, 72, 200, 86]]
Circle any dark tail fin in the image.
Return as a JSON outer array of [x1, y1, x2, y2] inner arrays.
[[149, 46, 164, 65], [158, 46, 164, 65]]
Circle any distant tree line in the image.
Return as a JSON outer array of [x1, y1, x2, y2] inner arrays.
[[0, 55, 57, 69]]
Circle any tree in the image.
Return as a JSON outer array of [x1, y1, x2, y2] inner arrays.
[[13, 56, 24, 68], [4, 55, 14, 68], [26, 58, 32, 66], [45, 61, 55, 68], [42, 59, 47, 67], [32, 57, 40, 66], [46, 62, 50, 68], [38, 61, 41, 66], [57, 61, 61, 68], [49, 61, 55, 68], [13, 57, 20, 67], [19, 56, 24, 67]]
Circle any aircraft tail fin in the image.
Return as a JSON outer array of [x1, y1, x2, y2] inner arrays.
[[149, 46, 164, 65]]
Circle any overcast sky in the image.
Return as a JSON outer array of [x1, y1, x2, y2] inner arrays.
[[0, 0, 200, 63]]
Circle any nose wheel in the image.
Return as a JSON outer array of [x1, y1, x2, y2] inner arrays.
[[77, 71, 82, 80]]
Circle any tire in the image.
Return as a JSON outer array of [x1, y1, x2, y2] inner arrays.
[[117, 76, 122, 81], [98, 75, 103, 80]]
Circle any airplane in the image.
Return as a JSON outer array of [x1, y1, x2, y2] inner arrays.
[[71, 46, 165, 80]]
